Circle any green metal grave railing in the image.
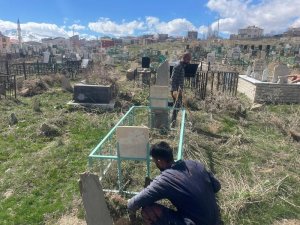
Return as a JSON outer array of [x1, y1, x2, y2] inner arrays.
[[88, 105, 186, 195]]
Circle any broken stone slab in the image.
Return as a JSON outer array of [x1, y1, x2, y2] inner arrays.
[[79, 173, 113, 225]]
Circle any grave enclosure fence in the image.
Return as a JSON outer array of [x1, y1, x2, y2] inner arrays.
[[0, 61, 16, 99], [184, 62, 239, 100]]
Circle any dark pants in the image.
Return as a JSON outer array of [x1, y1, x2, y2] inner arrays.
[[171, 92, 183, 125], [141, 203, 195, 225]]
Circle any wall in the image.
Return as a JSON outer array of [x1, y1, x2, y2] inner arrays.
[[238, 75, 300, 103]]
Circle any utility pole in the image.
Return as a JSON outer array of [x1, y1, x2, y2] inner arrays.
[[17, 18, 22, 49]]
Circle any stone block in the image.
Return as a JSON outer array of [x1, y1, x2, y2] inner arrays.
[[73, 84, 112, 104]]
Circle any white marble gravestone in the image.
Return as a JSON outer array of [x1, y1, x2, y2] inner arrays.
[[156, 60, 169, 86], [150, 85, 169, 108], [262, 67, 269, 82], [79, 173, 113, 225], [246, 65, 252, 77], [116, 126, 149, 158], [272, 64, 289, 83]]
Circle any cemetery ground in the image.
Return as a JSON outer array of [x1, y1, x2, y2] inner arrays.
[[0, 73, 299, 225]]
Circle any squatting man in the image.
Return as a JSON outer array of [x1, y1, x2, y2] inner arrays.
[[127, 141, 221, 225]]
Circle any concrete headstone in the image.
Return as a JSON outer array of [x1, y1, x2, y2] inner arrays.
[[246, 65, 252, 77], [79, 173, 113, 225], [116, 126, 149, 158], [262, 67, 269, 82], [156, 60, 169, 86], [272, 64, 289, 83], [150, 85, 169, 108]]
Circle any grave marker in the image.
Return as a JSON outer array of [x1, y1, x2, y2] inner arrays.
[[156, 60, 169, 86], [272, 64, 289, 83], [79, 173, 113, 225]]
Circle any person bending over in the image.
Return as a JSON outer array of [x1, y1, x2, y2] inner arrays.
[[127, 141, 221, 225]]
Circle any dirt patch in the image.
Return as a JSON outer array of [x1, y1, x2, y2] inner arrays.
[[272, 219, 300, 225], [56, 215, 86, 225]]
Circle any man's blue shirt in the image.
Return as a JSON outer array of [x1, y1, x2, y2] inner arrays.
[[128, 160, 221, 225]]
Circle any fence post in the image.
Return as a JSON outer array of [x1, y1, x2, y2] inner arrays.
[[37, 60, 40, 76], [23, 61, 27, 80]]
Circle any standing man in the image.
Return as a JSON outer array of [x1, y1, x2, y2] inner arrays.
[[127, 141, 221, 225], [170, 52, 191, 126]]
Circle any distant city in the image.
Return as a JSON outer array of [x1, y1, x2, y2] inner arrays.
[[1, 19, 300, 59]]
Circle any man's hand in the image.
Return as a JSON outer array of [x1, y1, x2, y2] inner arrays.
[[144, 176, 153, 188]]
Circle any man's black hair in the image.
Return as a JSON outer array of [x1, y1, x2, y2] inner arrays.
[[150, 141, 174, 163]]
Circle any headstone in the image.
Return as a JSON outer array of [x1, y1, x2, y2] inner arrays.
[[156, 60, 169, 86], [252, 59, 265, 80], [79, 173, 113, 225], [207, 52, 215, 64], [260, 50, 266, 59], [272, 64, 289, 83], [232, 47, 240, 60], [43, 51, 50, 63], [73, 84, 112, 104], [246, 65, 252, 77], [126, 69, 135, 80], [262, 67, 269, 82], [81, 59, 89, 69], [142, 57, 150, 68], [149, 85, 169, 129], [150, 85, 169, 108], [116, 126, 149, 158]]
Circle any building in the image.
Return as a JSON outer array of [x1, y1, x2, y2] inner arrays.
[[238, 26, 264, 39], [283, 27, 300, 37], [157, 34, 168, 41], [100, 38, 115, 48], [187, 31, 198, 40], [0, 32, 11, 53]]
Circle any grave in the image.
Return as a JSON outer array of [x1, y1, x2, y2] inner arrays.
[[88, 105, 186, 194], [238, 75, 300, 103], [68, 84, 115, 109]]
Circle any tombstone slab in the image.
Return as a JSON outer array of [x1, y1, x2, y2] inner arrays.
[[156, 60, 169, 86], [116, 126, 149, 158], [73, 84, 112, 104], [272, 64, 289, 83], [79, 173, 113, 225]]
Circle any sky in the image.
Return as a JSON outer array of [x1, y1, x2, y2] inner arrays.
[[0, 0, 300, 40]]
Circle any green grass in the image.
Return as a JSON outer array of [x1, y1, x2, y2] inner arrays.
[[1, 76, 300, 225], [0, 89, 118, 224]]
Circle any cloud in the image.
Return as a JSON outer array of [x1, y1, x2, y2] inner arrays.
[[88, 18, 145, 36], [88, 16, 197, 37], [206, 0, 300, 34], [145, 17, 196, 36], [69, 24, 85, 30], [290, 18, 300, 28], [0, 20, 17, 31]]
